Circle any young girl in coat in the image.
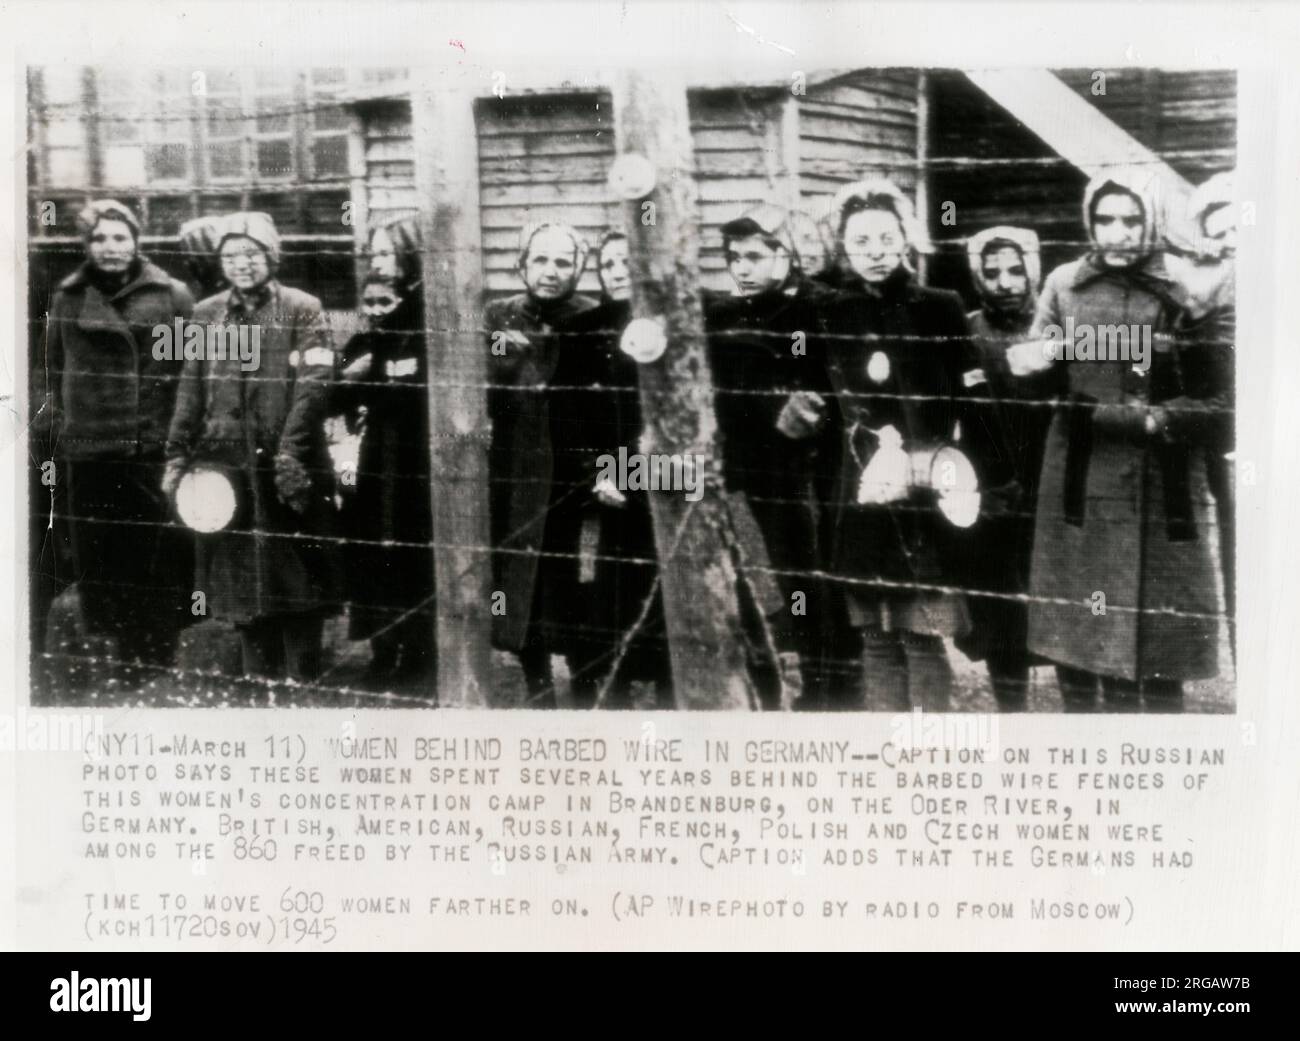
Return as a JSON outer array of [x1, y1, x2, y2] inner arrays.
[[818, 180, 975, 711], [334, 272, 435, 689]]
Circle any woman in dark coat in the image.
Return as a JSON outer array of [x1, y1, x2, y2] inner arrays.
[[704, 206, 836, 710], [41, 199, 194, 674], [818, 180, 975, 711], [951, 226, 1062, 709], [333, 271, 435, 687], [1013, 168, 1223, 711], [484, 223, 598, 707], [568, 230, 673, 707], [367, 217, 423, 301], [164, 212, 341, 683]]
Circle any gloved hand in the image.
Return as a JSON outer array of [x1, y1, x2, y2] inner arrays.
[[776, 391, 827, 440], [273, 452, 314, 514]]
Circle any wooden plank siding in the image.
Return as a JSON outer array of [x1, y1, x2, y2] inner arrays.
[[926, 68, 1236, 306], [357, 86, 812, 295], [797, 70, 921, 220]]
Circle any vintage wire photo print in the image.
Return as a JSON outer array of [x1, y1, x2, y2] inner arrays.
[[23, 67, 1236, 714], [1, 1, 1296, 954]]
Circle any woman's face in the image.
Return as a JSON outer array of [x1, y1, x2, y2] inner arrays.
[[219, 235, 271, 291], [1092, 191, 1146, 267], [842, 208, 905, 284], [726, 234, 788, 296], [522, 227, 580, 300], [599, 238, 631, 301], [979, 245, 1030, 311], [791, 218, 829, 275], [87, 218, 137, 275], [362, 283, 402, 328], [369, 227, 398, 281]]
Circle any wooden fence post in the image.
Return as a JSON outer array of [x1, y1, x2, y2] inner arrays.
[[611, 69, 760, 711], [411, 74, 491, 707]]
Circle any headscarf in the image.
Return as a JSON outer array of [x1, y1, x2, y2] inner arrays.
[[516, 221, 589, 302], [967, 225, 1042, 293], [596, 228, 628, 262], [828, 178, 922, 279], [76, 199, 142, 242], [720, 204, 797, 295], [722, 203, 795, 252], [1081, 166, 1164, 260], [594, 228, 630, 301], [178, 215, 226, 296], [1187, 170, 1235, 259], [517, 221, 589, 273], [1178, 170, 1236, 319], [967, 225, 1042, 316], [217, 211, 281, 267]]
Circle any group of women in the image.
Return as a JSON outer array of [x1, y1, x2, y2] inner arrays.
[[38, 163, 1234, 710]]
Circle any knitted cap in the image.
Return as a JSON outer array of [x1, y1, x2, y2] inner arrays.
[[217, 211, 281, 265], [76, 199, 142, 241]]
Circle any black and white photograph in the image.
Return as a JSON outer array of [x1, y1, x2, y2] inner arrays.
[[4, 0, 1298, 964], [24, 60, 1237, 713]]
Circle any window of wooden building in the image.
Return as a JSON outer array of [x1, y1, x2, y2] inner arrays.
[[25, 64, 404, 311]]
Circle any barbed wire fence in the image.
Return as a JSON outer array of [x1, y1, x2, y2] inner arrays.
[[22, 85, 1237, 711]]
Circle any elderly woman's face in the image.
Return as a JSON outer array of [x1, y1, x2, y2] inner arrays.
[[219, 235, 271, 291], [599, 238, 631, 301], [843, 209, 905, 284], [369, 228, 398, 281], [87, 218, 137, 275], [522, 227, 580, 300]]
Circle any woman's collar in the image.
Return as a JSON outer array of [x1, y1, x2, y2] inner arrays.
[[229, 279, 277, 311]]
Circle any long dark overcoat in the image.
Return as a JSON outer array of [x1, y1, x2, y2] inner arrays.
[[1024, 254, 1222, 681], [334, 296, 433, 641], [484, 291, 597, 653], [166, 281, 341, 625], [822, 267, 973, 636]]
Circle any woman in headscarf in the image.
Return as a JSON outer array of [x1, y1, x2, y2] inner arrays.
[[951, 226, 1061, 709], [164, 212, 342, 685], [484, 222, 598, 707], [332, 268, 435, 688], [40, 199, 194, 677], [1176, 171, 1236, 662], [568, 230, 672, 707], [1014, 167, 1223, 711], [818, 179, 975, 711]]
